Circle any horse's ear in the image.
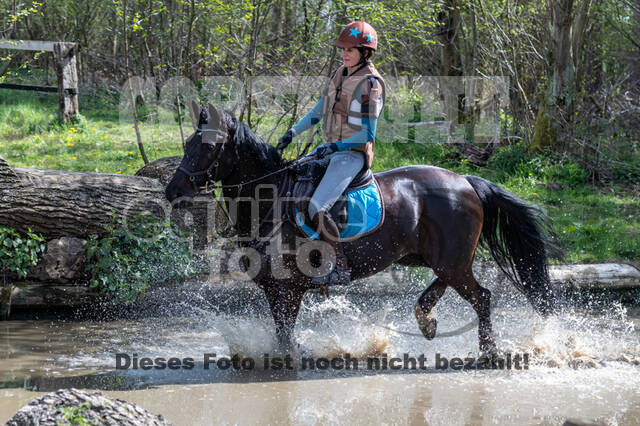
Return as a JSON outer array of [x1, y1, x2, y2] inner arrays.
[[189, 100, 201, 130], [207, 103, 222, 123], [202, 102, 228, 145], [225, 115, 236, 131]]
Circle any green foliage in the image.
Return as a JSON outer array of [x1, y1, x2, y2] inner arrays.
[[503, 181, 640, 263], [558, 212, 640, 263], [57, 403, 92, 426], [0, 227, 46, 280], [543, 162, 588, 186], [487, 142, 535, 181], [612, 157, 640, 184], [85, 215, 195, 305], [488, 143, 588, 186]]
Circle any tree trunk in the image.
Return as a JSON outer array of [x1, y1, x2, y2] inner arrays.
[[0, 155, 169, 240], [438, 0, 464, 135], [550, 0, 575, 118], [438, 0, 463, 77], [572, 0, 593, 91]]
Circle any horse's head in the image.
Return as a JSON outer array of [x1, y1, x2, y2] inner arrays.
[[165, 101, 236, 206]]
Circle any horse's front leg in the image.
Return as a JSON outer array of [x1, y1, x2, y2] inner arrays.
[[263, 283, 305, 356]]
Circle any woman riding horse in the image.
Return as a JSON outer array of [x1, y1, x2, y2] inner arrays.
[[165, 49, 557, 356], [276, 21, 385, 289]]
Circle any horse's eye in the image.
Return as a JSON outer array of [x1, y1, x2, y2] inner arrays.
[[206, 144, 214, 150]]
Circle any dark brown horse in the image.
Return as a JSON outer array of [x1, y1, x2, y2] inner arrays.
[[165, 103, 557, 355]]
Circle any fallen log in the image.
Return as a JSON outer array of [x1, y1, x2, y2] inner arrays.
[[0, 156, 216, 248], [449, 138, 495, 166], [135, 155, 182, 185], [0, 155, 169, 239]]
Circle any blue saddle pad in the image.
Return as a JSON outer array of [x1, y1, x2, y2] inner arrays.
[[295, 181, 383, 240]]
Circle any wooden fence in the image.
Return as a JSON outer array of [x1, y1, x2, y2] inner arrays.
[[0, 40, 79, 122]]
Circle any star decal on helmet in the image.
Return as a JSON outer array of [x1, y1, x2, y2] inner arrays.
[[365, 33, 373, 42], [349, 27, 361, 38]]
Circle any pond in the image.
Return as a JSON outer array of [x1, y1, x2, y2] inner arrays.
[[2, 271, 640, 424]]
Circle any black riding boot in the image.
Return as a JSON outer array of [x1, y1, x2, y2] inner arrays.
[[310, 211, 351, 287]]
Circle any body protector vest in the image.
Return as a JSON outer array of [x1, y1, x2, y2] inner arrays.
[[322, 62, 386, 168]]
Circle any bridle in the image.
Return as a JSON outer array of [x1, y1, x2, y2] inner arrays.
[[173, 126, 316, 244], [178, 128, 228, 189], [177, 127, 316, 193]]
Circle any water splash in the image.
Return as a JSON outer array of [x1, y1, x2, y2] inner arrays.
[[217, 316, 278, 366], [296, 295, 392, 359], [512, 303, 640, 369]]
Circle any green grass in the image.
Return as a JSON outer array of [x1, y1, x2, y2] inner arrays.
[[499, 177, 640, 264], [1, 88, 638, 263], [540, 187, 639, 263], [0, 88, 185, 173]]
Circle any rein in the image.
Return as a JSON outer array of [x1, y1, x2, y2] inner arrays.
[[179, 127, 316, 192], [177, 122, 317, 243], [200, 156, 315, 193], [202, 154, 312, 242]]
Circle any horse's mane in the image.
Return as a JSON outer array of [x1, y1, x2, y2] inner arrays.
[[228, 116, 289, 170]]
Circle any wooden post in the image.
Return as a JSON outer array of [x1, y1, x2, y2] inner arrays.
[[53, 42, 79, 123]]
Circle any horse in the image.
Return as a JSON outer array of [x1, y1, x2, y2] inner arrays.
[[165, 102, 557, 356]]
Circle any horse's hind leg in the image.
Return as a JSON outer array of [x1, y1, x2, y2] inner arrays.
[[450, 270, 496, 354], [414, 278, 447, 339]]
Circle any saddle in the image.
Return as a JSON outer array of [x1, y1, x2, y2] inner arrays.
[[287, 158, 374, 233]]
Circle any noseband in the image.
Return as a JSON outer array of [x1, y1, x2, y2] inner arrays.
[[178, 128, 228, 187]]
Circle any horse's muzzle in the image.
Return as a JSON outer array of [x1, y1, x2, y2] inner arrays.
[[165, 176, 195, 208]]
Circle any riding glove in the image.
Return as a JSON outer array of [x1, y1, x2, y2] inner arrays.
[[312, 142, 338, 159], [276, 129, 295, 152]]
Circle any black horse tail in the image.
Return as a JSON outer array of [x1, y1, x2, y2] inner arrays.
[[464, 175, 559, 316]]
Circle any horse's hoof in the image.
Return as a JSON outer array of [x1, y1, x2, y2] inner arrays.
[[276, 339, 300, 362], [414, 303, 437, 340], [479, 343, 500, 359]]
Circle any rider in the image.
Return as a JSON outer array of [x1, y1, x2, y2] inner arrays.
[[276, 21, 386, 287]]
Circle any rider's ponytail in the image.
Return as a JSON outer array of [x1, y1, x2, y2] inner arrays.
[[356, 47, 374, 65]]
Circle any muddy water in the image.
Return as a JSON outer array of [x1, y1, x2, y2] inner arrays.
[[1, 272, 640, 425]]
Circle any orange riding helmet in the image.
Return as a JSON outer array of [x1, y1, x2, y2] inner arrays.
[[334, 21, 378, 51]]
